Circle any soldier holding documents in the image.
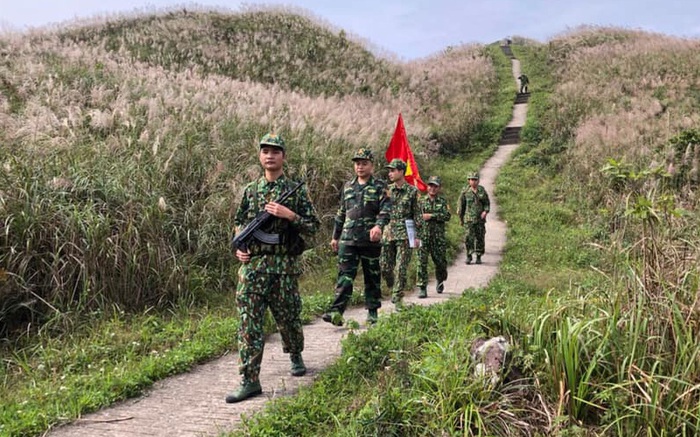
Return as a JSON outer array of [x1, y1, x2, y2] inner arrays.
[[381, 158, 423, 308]]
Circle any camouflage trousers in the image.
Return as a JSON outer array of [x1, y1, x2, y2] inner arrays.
[[381, 239, 413, 299], [328, 244, 382, 314], [417, 234, 448, 288], [464, 221, 486, 255], [236, 267, 304, 383]]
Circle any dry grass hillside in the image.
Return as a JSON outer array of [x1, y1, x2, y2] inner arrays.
[[530, 27, 700, 293], [0, 6, 496, 329], [509, 27, 700, 434]]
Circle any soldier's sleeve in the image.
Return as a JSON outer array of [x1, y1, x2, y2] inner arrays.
[[457, 190, 465, 222], [375, 180, 390, 229], [481, 186, 491, 213], [412, 189, 424, 229], [233, 184, 252, 233], [332, 183, 348, 240], [292, 183, 320, 236]]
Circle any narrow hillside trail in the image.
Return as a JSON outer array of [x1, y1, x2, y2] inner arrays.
[[47, 51, 527, 437]]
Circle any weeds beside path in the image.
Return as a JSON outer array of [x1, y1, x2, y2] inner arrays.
[[46, 54, 527, 437]]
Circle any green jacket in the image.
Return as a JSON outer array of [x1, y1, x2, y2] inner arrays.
[[333, 175, 390, 246], [383, 182, 423, 242], [234, 175, 319, 274], [419, 193, 451, 238], [457, 185, 490, 224]]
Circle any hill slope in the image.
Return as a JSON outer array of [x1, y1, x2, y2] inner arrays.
[[0, 7, 497, 326], [59, 8, 403, 98]]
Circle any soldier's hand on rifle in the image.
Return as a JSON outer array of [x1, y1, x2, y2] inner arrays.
[[422, 213, 432, 221], [236, 248, 251, 263], [265, 202, 296, 221], [369, 225, 382, 242], [330, 239, 339, 252]]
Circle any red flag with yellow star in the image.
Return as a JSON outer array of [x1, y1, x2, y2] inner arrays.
[[385, 113, 427, 192]]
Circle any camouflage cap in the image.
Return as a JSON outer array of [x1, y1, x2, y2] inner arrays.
[[385, 158, 407, 171], [467, 172, 479, 180], [352, 148, 374, 162], [427, 175, 442, 186], [259, 132, 285, 151]]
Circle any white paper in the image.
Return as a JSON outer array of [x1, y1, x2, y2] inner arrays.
[[405, 219, 417, 248]]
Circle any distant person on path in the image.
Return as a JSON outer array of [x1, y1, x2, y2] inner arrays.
[[518, 73, 529, 94], [416, 176, 451, 298], [381, 158, 423, 307], [226, 133, 320, 403], [457, 172, 490, 265], [322, 148, 390, 326]]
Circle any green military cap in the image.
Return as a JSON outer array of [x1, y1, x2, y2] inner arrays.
[[385, 158, 407, 171], [259, 132, 285, 151], [467, 172, 479, 180], [427, 175, 442, 186], [352, 148, 374, 162]]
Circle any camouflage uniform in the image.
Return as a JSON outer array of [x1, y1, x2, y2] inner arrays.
[[457, 174, 490, 260], [381, 159, 423, 302], [417, 177, 451, 291], [327, 149, 390, 315], [233, 170, 319, 384]]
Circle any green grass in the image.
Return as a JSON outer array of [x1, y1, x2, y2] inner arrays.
[[0, 267, 346, 437], [1, 301, 240, 436], [224, 42, 596, 436], [231, 38, 700, 436], [4, 16, 700, 437]]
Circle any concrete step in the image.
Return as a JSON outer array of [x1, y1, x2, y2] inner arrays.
[[500, 45, 515, 59], [514, 92, 530, 104], [498, 126, 521, 145]]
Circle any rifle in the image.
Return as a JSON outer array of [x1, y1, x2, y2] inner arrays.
[[233, 181, 305, 251]]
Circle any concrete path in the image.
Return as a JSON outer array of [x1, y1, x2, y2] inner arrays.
[[47, 55, 527, 437]]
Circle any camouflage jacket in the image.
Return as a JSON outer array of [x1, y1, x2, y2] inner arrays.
[[419, 193, 451, 238], [382, 182, 423, 242], [333, 175, 390, 246], [457, 185, 490, 224], [234, 175, 319, 274]]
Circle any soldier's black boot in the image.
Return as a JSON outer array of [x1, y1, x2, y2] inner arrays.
[[322, 311, 344, 326], [418, 287, 427, 298], [475, 255, 482, 264], [436, 282, 444, 294], [465, 255, 472, 265], [225, 379, 262, 403], [290, 353, 306, 376], [367, 309, 378, 325]]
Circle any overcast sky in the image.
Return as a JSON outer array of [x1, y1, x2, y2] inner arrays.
[[2, 0, 699, 60]]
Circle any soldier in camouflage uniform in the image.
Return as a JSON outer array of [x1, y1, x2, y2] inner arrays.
[[416, 176, 451, 298], [457, 172, 490, 265], [518, 73, 529, 94], [322, 148, 390, 326], [381, 158, 423, 307], [226, 133, 320, 403]]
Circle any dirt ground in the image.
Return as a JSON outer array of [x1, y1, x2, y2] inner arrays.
[[47, 57, 527, 437]]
